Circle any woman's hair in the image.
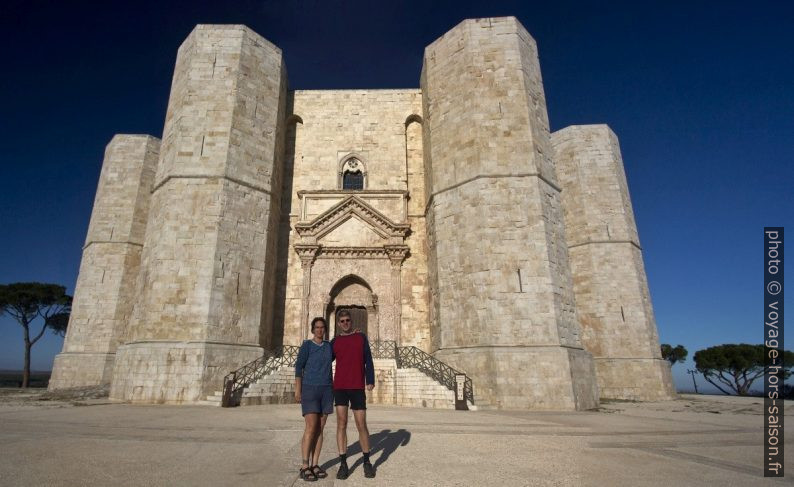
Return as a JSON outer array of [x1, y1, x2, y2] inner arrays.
[[310, 316, 327, 331]]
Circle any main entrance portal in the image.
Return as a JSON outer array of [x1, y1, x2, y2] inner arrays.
[[326, 275, 377, 339]]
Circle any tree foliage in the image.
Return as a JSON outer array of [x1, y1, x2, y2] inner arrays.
[[660, 344, 688, 366], [694, 343, 794, 396], [0, 283, 72, 387]]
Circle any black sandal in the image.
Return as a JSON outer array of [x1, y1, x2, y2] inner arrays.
[[311, 465, 327, 479], [299, 467, 317, 482]]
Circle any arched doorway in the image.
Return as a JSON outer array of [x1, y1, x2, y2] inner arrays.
[[325, 275, 378, 339]]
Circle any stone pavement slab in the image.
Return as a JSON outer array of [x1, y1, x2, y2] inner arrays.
[[0, 392, 792, 486]]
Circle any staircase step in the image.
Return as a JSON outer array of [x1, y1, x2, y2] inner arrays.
[[225, 349, 475, 411], [195, 400, 222, 407]]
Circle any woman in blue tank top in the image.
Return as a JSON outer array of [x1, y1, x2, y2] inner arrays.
[[294, 317, 333, 481]]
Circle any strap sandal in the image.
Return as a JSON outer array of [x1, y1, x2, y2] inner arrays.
[[299, 466, 317, 482], [311, 465, 328, 478]]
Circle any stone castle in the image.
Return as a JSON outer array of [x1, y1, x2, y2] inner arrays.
[[49, 17, 675, 409]]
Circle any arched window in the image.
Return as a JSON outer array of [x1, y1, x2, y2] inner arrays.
[[339, 155, 366, 190], [343, 169, 363, 190]]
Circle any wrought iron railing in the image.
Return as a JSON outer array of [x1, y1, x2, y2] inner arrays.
[[221, 345, 300, 407], [395, 345, 474, 404], [221, 340, 474, 407], [370, 340, 398, 359]]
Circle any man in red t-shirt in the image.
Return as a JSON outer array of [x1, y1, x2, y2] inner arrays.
[[331, 309, 376, 479]]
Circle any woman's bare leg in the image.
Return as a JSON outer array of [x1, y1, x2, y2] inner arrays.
[[301, 413, 319, 469], [310, 414, 328, 466]]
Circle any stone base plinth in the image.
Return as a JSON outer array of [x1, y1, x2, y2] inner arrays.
[[595, 357, 676, 401], [434, 346, 599, 410], [110, 341, 263, 404], [48, 352, 116, 390]]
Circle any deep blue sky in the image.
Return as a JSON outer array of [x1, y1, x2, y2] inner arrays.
[[1, 1, 791, 394]]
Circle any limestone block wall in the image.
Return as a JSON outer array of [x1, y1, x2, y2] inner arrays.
[[50, 135, 159, 389], [402, 119, 431, 349], [552, 125, 674, 400], [111, 25, 287, 404], [421, 17, 598, 410], [287, 90, 422, 201], [276, 90, 430, 348]]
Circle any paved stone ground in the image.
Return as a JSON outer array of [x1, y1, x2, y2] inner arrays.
[[0, 390, 792, 486]]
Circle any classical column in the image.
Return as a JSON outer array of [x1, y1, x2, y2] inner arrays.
[[385, 245, 409, 344], [372, 294, 380, 342], [295, 245, 319, 340]]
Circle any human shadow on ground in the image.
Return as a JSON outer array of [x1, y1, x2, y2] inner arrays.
[[320, 428, 411, 475]]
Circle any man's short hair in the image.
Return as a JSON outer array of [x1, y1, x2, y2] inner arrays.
[[337, 309, 351, 319], [311, 317, 327, 330]]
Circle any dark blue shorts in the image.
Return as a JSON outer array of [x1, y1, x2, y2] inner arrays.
[[301, 384, 333, 416], [333, 389, 367, 410]]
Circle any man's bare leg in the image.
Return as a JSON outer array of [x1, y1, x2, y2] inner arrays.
[[352, 409, 370, 453], [354, 408, 375, 477], [335, 405, 351, 479], [335, 405, 349, 454]]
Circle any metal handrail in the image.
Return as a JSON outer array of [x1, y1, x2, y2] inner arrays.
[[395, 345, 474, 404], [221, 340, 474, 407], [221, 345, 300, 407], [370, 340, 398, 359]]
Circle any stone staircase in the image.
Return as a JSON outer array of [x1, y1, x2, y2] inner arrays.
[[240, 367, 297, 406], [200, 392, 224, 406], [204, 356, 476, 410]]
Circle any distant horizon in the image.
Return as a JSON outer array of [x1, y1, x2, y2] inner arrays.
[[0, 368, 775, 397]]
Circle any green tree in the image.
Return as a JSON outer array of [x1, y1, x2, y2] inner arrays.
[[0, 283, 72, 387], [660, 344, 688, 366], [694, 344, 794, 396]]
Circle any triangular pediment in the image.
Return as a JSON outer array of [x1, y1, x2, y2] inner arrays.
[[295, 195, 409, 240], [320, 215, 386, 246]]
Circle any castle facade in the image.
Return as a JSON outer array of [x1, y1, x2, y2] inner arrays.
[[49, 17, 674, 409]]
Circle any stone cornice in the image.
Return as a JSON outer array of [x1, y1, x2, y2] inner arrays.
[[308, 244, 410, 261], [568, 239, 642, 251], [385, 244, 410, 266], [297, 189, 408, 196], [151, 174, 272, 195], [423, 172, 561, 216], [294, 244, 320, 266], [316, 246, 391, 259], [83, 240, 144, 251]]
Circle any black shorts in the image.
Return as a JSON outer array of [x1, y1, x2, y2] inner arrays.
[[333, 389, 367, 410]]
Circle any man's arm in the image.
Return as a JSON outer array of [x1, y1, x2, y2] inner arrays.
[[363, 335, 375, 389]]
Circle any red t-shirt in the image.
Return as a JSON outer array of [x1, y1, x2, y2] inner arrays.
[[332, 333, 374, 390]]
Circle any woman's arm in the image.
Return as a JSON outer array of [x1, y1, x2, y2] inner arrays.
[[294, 341, 309, 402]]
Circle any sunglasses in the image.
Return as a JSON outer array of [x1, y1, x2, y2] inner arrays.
[[339, 319, 351, 323]]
